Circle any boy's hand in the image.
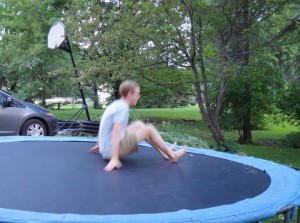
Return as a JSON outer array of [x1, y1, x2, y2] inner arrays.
[[104, 158, 123, 172], [90, 145, 99, 153]]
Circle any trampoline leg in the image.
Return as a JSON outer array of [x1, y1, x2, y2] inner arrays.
[[284, 209, 291, 223], [297, 207, 300, 223]]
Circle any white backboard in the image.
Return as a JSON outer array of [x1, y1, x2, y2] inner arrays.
[[48, 22, 67, 49]]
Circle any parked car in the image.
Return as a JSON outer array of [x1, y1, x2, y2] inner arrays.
[[0, 90, 58, 136]]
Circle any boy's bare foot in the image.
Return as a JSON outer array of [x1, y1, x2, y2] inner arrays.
[[169, 142, 177, 151], [156, 142, 177, 160], [90, 145, 99, 153], [158, 150, 170, 160], [171, 145, 187, 163], [160, 142, 177, 160]]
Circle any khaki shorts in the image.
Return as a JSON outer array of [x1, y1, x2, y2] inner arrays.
[[119, 132, 138, 158]]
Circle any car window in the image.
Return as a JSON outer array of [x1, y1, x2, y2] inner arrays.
[[0, 92, 24, 108], [9, 98, 23, 108]]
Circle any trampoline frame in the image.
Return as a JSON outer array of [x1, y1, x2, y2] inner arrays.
[[0, 136, 299, 223]]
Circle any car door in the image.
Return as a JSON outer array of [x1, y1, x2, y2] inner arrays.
[[0, 93, 20, 135]]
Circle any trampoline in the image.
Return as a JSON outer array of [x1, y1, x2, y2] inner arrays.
[[0, 136, 299, 223]]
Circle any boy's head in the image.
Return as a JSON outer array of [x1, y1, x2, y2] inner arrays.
[[119, 80, 140, 106]]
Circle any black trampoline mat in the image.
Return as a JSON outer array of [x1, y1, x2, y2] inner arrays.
[[0, 141, 270, 215]]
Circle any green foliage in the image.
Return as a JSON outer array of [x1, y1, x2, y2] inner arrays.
[[215, 0, 300, 143], [157, 121, 210, 149], [215, 141, 240, 154], [0, 0, 75, 102], [1, 0, 300, 147], [136, 67, 194, 108], [276, 83, 300, 127], [220, 64, 282, 131], [66, 0, 140, 85], [65, 0, 196, 108], [284, 132, 300, 149]]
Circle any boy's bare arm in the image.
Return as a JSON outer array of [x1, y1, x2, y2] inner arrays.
[[104, 122, 123, 172]]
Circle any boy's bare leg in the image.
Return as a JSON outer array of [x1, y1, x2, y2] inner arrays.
[[159, 142, 176, 160], [127, 121, 170, 160], [140, 125, 175, 160], [143, 124, 186, 162], [127, 121, 186, 161]]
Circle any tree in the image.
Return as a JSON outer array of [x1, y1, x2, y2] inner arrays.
[[128, 1, 232, 146], [277, 82, 300, 127], [65, 1, 194, 108], [66, 0, 229, 145], [2, 0, 298, 147], [271, 1, 300, 127], [0, 0, 75, 106], [65, 1, 133, 107], [218, 0, 300, 143]]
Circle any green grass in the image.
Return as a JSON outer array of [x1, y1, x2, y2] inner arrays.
[[253, 122, 298, 140], [240, 145, 300, 168], [49, 105, 103, 121], [50, 104, 202, 121], [130, 106, 202, 121]]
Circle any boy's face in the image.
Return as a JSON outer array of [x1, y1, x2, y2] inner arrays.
[[128, 86, 140, 106]]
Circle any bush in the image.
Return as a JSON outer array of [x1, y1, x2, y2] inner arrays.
[[215, 141, 240, 153], [158, 121, 210, 149], [285, 132, 300, 149], [277, 83, 300, 127], [160, 131, 210, 149]]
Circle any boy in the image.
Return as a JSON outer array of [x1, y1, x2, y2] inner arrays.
[[91, 80, 186, 171]]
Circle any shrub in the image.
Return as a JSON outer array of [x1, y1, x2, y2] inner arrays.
[[285, 132, 300, 149], [160, 131, 210, 149], [158, 121, 210, 149], [215, 141, 240, 153]]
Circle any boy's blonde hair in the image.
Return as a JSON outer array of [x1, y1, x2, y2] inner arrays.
[[119, 80, 139, 98]]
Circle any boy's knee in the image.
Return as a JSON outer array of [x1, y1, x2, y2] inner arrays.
[[145, 123, 156, 132], [134, 120, 145, 128], [127, 121, 145, 133]]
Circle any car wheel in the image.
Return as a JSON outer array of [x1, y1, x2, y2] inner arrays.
[[21, 119, 47, 136]]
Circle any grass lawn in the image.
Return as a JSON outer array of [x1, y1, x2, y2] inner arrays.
[[240, 145, 300, 168], [49, 104, 103, 121], [51, 105, 300, 168], [130, 106, 202, 121]]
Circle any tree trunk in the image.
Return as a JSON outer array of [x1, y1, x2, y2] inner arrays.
[[41, 90, 47, 108], [231, 0, 252, 143], [240, 90, 252, 143], [113, 80, 122, 100], [241, 108, 252, 143], [92, 82, 100, 109], [192, 64, 224, 146], [239, 81, 253, 143], [182, 3, 226, 148], [0, 77, 4, 90], [240, 0, 252, 143], [196, 98, 223, 145]]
